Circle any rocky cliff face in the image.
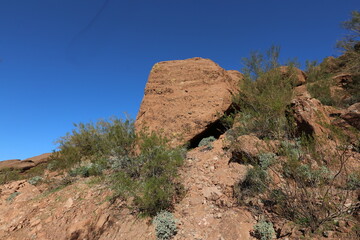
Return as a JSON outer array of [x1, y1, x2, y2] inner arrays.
[[135, 57, 242, 146]]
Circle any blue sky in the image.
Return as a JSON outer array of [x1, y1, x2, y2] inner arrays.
[[0, 0, 358, 160]]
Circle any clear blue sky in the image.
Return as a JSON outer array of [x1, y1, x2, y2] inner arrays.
[[0, 0, 358, 160]]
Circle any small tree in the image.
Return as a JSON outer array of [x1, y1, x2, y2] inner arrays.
[[337, 10, 360, 74], [337, 10, 360, 53], [231, 46, 298, 139]]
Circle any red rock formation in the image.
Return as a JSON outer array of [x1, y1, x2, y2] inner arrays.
[[135, 57, 242, 146], [0, 153, 51, 172]]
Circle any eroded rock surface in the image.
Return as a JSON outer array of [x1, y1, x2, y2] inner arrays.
[[174, 136, 255, 240], [341, 102, 360, 130], [0, 153, 51, 172], [135, 57, 241, 146]]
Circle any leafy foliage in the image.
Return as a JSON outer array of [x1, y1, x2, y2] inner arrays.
[[0, 169, 21, 185], [253, 220, 275, 240], [230, 42, 360, 234], [153, 211, 178, 240], [49, 117, 136, 171], [112, 131, 184, 216], [0, 163, 47, 185], [236, 166, 269, 200], [49, 117, 185, 216], [6, 192, 20, 202], [28, 176, 43, 185], [258, 152, 276, 170], [346, 172, 360, 190], [198, 136, 216, 150], [232, 46, 298, 139], [337, 10, 360, 55], [68, 163, 104, 178]]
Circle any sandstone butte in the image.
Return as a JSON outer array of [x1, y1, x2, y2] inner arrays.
[[135, 57, 243, 147]]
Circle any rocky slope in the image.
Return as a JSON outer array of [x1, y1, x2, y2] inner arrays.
[[0, 56, 359, 240], [0, 136, 256, 240]]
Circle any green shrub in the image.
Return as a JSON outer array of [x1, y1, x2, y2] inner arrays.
[[237, 166, 269, 199], [0, 164, 47, 185], [232, 46, 297, 139], [346, 172, 360, 190], [50, 117, 136, 171], [279, 140, 302, 159], [253, 220, 275, 240], [112, 132, 184, 216], [198, 136, 216, 150], [68, 163, 104, 178], [0, 169, 21, 185], [28, 176, 43, 185], [51, 116, 185, 216], [6, 192, 21, 202], [337, 10, 360, 74], [284, 163, 331, 187], [153, 211, 177, 240], [258, 152, 276, 169], [307, 80, 334, 106]]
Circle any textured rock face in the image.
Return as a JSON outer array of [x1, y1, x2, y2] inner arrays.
[[230, 135, 279, 163], [0, 153, 51, 171], [135, 57, 242, 146], [341, 102, 360, 130]]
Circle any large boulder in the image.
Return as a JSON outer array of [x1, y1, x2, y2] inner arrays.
[[291, 92, 333, 138], [340, 102, 360, 130], [135, 57, 241, 146], [229, 135, 279, 163], [291, 87, 359, 161]]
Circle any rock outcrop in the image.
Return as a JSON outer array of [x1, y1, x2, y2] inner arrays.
[[0, 153, 51, 172], [135, 57, 241, 146], [230, 135, 279, 163], [341, 102, 360, 130]]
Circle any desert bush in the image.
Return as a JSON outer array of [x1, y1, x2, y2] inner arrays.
[[337, 10, 360, 73], [279, 139, 302, 159], [49, 117, 136, 171], [272, 138, 358, 232], [111, 131, 185, 216], [153, 210, 177, 240], [253, 220, 275, 240], [198, 136, 216, 150], [28, 176, 43, 185], [232, 46, 298, 139], [0, 169, 21, 185], [6, 192, 20, 202], [307, 80, 334, 106], [235, 130, 359, 234], [0, 163, 47, 185], [68, 163, 104, 178], [344, 73, 360, 105], [305, 60, 337, 106], [346, 172, 360, 190], [51, 116, 185, 216], [258, 152, 276, 170], [236, 166, 269, 199]]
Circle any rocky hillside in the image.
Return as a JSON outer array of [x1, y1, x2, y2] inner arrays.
[[0, 46, 359, 240]]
